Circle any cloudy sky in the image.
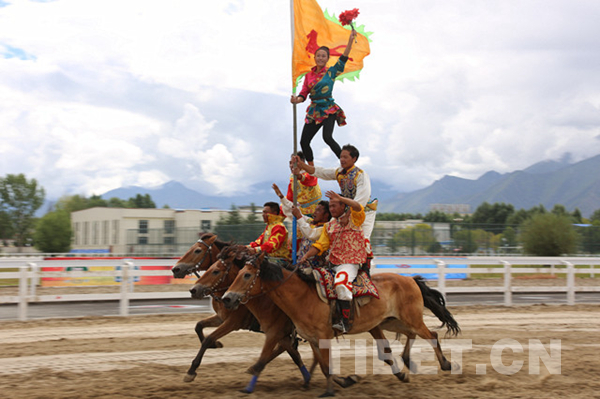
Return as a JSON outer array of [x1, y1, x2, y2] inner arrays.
[[1, 0, 600, 201]]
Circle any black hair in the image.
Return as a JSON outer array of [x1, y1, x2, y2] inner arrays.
[[318, 200, 331, 221], [263, 201, 280, 215], [341, 144, 359, 161], [296, 151, 305, 161], [316, 46, 330, 58]]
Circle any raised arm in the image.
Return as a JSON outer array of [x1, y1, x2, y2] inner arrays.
[[342, 29, 357, 58], [326, 190, 362, 212]]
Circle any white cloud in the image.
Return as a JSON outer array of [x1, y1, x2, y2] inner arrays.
[[1, 0, 600, 204]]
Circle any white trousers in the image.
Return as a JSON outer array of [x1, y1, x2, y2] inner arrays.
[[363, 211, 376, 240], [333, 263, 359, 301]]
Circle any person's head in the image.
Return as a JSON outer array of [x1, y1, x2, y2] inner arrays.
[[328, 195, 348, 219], [315, 46, 330, 69], [262, 201, 280, 223], [340, 144, 359, 170], [312, 200, 331, 224]]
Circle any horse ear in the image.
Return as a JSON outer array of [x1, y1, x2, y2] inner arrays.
[[257, 251, 266, 264], [205, 234, 218, 245]]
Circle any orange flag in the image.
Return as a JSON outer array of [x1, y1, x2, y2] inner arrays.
[[291, 0, 371, 92]]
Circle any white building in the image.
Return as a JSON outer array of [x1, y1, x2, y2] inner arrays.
[[71, 207, 253, 254]]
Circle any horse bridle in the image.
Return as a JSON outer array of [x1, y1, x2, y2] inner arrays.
[[190, 238, 214, 277], [238, 257, 300, 304], [204, 258, 235, 300]]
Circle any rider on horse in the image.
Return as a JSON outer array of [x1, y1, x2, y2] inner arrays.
[[299, 190, 367, 333], [248, 201, 291, 264]]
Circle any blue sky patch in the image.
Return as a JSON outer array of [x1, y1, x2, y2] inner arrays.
[[1, 44, 36, 60]]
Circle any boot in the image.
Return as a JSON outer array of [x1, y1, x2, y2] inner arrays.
[[332, 300, 351, 333]]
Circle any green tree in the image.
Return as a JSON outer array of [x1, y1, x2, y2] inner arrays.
[[34, 210, 72, 252], [0, 210, 13, 240], [520, 213, 578, 256], [470, 202, 515, 232], [392, 224, 439, 254], [127, 194, 156, 208], [423, 210, 452, 223], [0, 174, 45, 248]]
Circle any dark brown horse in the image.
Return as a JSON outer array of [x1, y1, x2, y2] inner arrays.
[[188, 245, 311, 392], [222, 253, 460, 397]]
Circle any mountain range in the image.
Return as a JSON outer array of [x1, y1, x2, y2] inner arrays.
[[98, 154, 600, 217]]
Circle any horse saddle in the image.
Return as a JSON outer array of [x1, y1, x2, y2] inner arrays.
[[312, 267, 379, 305]]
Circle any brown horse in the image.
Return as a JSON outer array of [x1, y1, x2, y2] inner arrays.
[[222, 253, 460, 397], [188, 245, 311, 392], [172, 233, 294, 391]]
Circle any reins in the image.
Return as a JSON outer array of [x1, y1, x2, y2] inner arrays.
[[239, 258, 300, 304], [190, 238, 214, 277]]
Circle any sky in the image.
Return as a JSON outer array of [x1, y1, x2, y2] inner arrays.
[[1, 0, 600, 201]]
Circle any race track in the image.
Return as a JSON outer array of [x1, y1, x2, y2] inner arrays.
[[1, 304, 599, 398]]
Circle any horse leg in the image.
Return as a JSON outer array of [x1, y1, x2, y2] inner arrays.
[[194, 314, 224, 348], [310, 342, 336, 397], [369, 327, 408, 383], [184, 314, 245, 382], [401, 333, 418, 373], [241, 332, 292, 393], [411, 322, 453, 372]]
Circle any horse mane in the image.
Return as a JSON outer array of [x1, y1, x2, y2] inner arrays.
[[295, 267, 317, 284], [218, 244, 250, 270], [199, 232, 232, 250], [258, 256, 284, 282]]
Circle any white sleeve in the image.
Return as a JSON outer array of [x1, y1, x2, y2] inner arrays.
[[312, 166, 338, 181], [354, 171, 372, 207], [280, 196, 293, 217], [298, 218, 323, 241]]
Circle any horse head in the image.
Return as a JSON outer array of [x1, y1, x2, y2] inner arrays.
[[188, 245, 252, 299], [171, 233, 220, 278]]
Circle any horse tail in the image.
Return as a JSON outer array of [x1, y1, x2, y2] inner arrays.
[[413, 276, 460, 337]]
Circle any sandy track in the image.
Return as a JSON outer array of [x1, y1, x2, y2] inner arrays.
[[1, 305, 599, 398]]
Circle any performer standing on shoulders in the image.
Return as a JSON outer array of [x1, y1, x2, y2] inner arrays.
[[273, 183, 331, 269], [299, 191, 366, 333], [290, 29, 357, 165], [286, 152, 321, 217], [292, 144, 377, 240]]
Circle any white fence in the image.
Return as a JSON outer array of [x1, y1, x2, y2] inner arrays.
[[1, 256, 600, 321]]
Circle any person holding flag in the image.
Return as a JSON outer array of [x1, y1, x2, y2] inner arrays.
[[290, 28, 357, 165]]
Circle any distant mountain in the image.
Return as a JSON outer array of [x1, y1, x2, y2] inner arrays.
[[99, 178, 397, 211], [380, 154, 600, 217]]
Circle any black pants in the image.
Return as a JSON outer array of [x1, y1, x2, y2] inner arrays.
[[300, 114, 342, 162]]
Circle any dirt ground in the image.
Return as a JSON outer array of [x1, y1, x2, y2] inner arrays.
[[1, 302, 599, 399]]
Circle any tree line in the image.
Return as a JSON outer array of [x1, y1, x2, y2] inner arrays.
[[0, 174, 160, 253]]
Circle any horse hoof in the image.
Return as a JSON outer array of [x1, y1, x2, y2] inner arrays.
[[239, 389, 253, 394], [333, 375, 359, 388], [183, 373, 196, 383], [318, 392, 335, 397], [215, 341, 224, 348], [394, 372, 409, 383], [451, 362, 461, 372]]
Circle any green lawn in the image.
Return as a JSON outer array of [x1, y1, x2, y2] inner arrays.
[[468, 264, 599, 279], [0, 268, 19, 286]]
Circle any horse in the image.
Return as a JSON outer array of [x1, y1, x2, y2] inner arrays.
[[188, 245, 311, 392], [171, 233, 249, 349], [172, 233, 296, 390], [222, 252, 460, 397]]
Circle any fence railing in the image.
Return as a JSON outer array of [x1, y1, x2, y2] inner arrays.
[[1, 256, 599, 321]]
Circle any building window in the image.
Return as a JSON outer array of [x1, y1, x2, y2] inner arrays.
[[164, 236, 175, 245], [201, 220, 211, 231], [83, 222, 89, 245], [103, 221, 109, 245], [138, 236, 148, 245], [112, 220, 119, 245], [164, 220, 175, 234], [139, 220, 148, 234]]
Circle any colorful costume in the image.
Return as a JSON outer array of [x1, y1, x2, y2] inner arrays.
[[280, 196, 328, 269], [312, 205, 366, 301], [286, 172, 321, 216], [298, 55, 348, 126], [249, 213, 291, 260], [312, 165, 377, 239], [298, 55, 348, 162]]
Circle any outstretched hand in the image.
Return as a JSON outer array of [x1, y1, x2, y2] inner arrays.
[[325, 190, 341, 201], [272, 183, 283, 199]]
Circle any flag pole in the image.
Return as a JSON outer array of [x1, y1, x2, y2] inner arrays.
[[290, 0, 298, 264]]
